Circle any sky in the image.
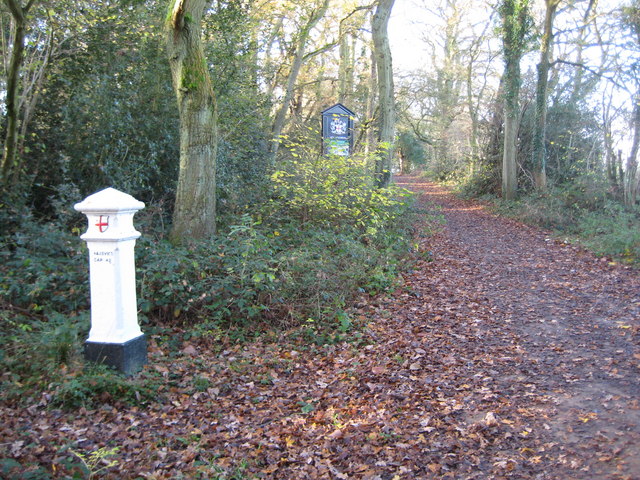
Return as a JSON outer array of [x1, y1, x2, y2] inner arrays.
[[388, 0, 431, 73]]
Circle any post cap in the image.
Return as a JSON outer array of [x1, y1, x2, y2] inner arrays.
[[74, 187, 145, 214], [75, 188, 144, 242]]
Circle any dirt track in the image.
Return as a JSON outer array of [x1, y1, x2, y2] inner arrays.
[[397, 176, 640, 479]]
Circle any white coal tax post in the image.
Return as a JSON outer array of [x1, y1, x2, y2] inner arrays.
[[74, 187, 147, 375]]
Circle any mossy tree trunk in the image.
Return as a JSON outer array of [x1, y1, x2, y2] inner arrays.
[[531, 0, 560, 191], [165, 0, 217, 242], [372, 0, 395, 188]]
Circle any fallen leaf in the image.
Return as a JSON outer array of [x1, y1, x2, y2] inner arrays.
[[484, 412, 499, 426], [182, 344, 198, 355]]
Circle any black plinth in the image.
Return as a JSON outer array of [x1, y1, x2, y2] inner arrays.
[[84, 334, 147, 375]]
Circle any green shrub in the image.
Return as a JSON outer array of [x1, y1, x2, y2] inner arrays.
[[269, 136, 413, 234], [273, 228, 389, 322], [0, 308, 162, 410], [494, 192, 580, 231], [0, 217, 88, 314], [0, 459, 52, 480], [577, 204, 640, 262], [137, 214, 279, 325], [0, 311, 89, 401], [557, 173, 610, 211], [0, 311, 89, 393], [137, 143, 416, 329], [138, 206, 414, 329], [457, 163, 501, 199]]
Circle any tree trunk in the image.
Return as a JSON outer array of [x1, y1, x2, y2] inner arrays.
[[166, 0, 217, 242], [18, 25, 54, 155], [625, 95, 640, 207], [502, 99, 518, 200], [363, 39, 377, 156], [499, 0, 531, 200], [338, 32, 354, 104], [531, 0, 560, 191], [502, 53, 521, 200], [338, 33, 349, 103], [1, 0, 36, 184], [602, 103, 620, 194], [465, 19, 491, 175], [618, 150, 624, 188], [372, 0, 395, 188], [466, 61, 479, 173]]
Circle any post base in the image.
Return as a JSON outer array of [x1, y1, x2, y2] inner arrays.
[[84, 334, 147, 375]]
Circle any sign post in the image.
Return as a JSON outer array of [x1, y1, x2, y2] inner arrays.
[[74, 187, 147, 375], [321, 103, 355, 156]]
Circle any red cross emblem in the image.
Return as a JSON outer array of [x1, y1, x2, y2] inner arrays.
[[95, 215, 109, 233]]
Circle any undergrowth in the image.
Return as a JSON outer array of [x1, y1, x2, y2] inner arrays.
[[0, 311, 162, 410], [1, 147, 422, 409]]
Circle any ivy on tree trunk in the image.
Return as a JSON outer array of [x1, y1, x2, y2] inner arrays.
[[531, 0, 561, 192], [499, 0, 533, 200]]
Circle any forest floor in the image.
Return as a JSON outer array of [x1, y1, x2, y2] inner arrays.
[[2, 175, 640, 480]]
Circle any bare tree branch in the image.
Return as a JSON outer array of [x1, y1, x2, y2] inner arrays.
[[553, 59, 626, 89]]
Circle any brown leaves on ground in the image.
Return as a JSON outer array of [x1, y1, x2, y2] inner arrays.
[[2, 176, 639, 479]]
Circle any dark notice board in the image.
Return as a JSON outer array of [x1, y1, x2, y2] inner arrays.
[[321, 103, 355, 156]]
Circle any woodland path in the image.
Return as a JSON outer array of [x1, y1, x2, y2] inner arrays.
[[393, 175, 640, 479], [2, 176, 640, 480]]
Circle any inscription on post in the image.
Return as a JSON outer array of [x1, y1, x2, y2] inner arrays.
[[92, 251, 114, 264]]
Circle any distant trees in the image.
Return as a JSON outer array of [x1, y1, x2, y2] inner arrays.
[[396, 0, 499, 180], [267, 0, 330, 161], [620, 1, 640, 207], [393, 0, 640, 207]]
